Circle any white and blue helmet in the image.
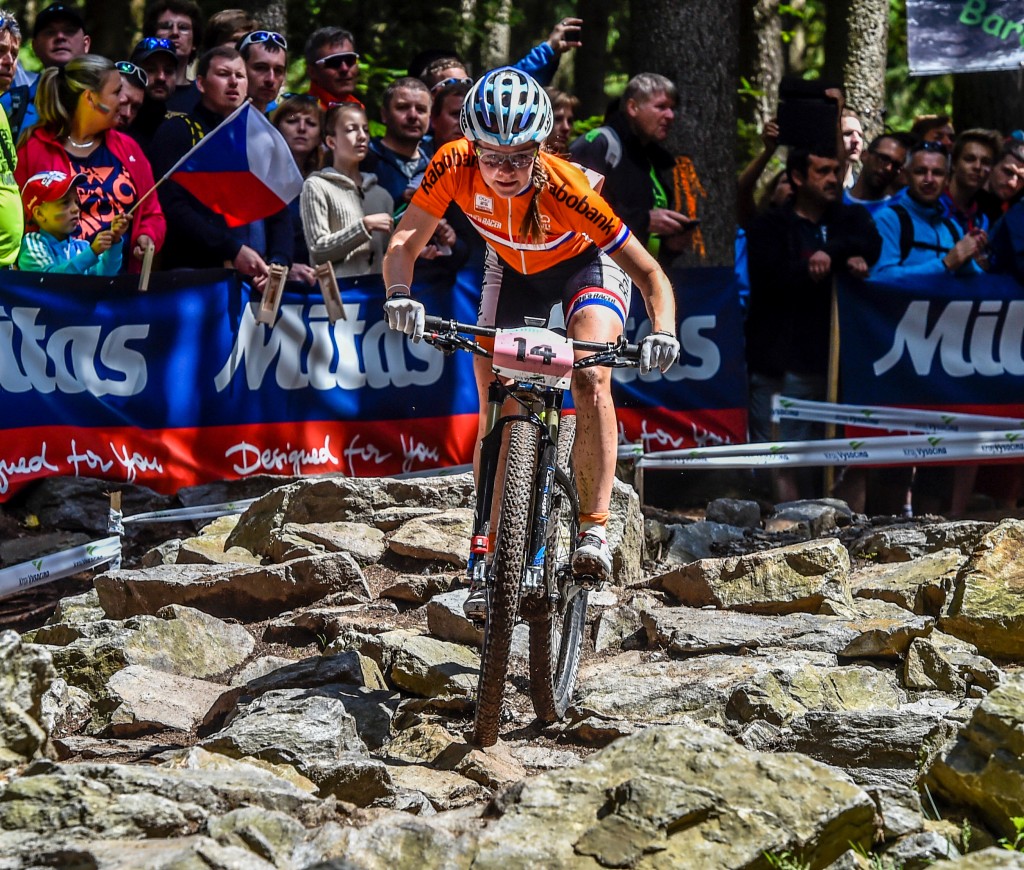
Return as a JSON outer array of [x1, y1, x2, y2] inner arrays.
[[460, 67, 553, 148]]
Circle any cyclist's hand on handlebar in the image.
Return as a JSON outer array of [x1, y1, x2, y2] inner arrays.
[[639, 331, 680, 375], [384, 296, 425, 342]]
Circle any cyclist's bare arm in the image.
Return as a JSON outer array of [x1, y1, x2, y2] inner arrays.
[[609, 236, 677, 334], [383, 203, 443, 294]]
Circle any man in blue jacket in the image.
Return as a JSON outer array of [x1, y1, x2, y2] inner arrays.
[[871, 142, 987, 280]]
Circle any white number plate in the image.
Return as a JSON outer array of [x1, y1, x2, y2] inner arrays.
[[491, 326, 574, 389]]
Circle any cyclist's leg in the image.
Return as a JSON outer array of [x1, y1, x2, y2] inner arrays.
[[563, 256, 631, 579]]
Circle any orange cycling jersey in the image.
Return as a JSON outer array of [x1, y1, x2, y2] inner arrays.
[[411, 138, 631, 275]]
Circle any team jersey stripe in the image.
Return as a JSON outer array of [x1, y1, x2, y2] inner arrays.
[[468, 218, 576, 252], [601, 225, 631, 255]]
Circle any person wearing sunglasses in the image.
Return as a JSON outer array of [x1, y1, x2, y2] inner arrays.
[[844, 134, 909, 216], [384, 68, 679, 592], [115, 61, 147, 131], [303, 26, 362, 111], [237, 30, 287, 114], [16, 54, 165, 275], [122, 38, 177, 160]]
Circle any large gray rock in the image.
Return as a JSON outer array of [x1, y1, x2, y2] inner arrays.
[[654, 537, 853, 613], [388, 508, 474, 567], [773, 498, 853, 536], [607, 477, 644, 586], [0, 834, 278, 869], [104, 666, 225, 736], [174, 514, 262, 566], [780, 706, 962, 788], [0, 757, 316, 838], [267, 520, 386, 564], [42, 605, 253, 718], [95, 552, 369, 621], [22, 477, 173, 534], [931, 849, 1024, 868], [570, 649, 904, 738], [850, 521, 994, 562], [851, 549, 963, 615], [224, 474, 476, 556], [939, 519, 1024, 658], [642, 604, 931, 659], [206, 806, 309, 867], [0, 631, 56, 769], [474, 724, 875, 869], [426, 590, 484, 647], [379, 573, 458, 604], [662, 520, 747, 566], [925, 672, 1024, 840], [261, 601, 399, 647], [705, 497, 761, 528]]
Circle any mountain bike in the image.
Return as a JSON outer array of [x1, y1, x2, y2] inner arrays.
[[421, 314, 640, 747]]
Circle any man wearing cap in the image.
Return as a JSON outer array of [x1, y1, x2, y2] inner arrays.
[[0, 3, 90, 143], [125, 37, 178, 159], [18, 169, 126, 274], [0, 8, 22, 265], [303, 26, 361, 111], [238, 30, 286, 114]]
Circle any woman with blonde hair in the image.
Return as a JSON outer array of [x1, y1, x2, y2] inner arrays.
[[16, 54, 165, 273]]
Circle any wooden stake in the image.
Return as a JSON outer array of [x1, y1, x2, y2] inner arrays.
[[256, 264, 288, 325], [138, 244, 154, 292], [315, 262, 345, 323]]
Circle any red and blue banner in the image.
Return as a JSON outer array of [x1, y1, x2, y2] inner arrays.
[[0, 266, 747, 499], [838, 271, 1024, 420]]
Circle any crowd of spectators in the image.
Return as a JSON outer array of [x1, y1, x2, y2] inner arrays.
[[0, 3, 1019, 513]]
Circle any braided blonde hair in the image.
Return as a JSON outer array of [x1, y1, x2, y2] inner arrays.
[[518, 156, 549, 245]]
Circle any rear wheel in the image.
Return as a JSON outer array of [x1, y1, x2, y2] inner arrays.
[[472, 420, 538, 747], [528, 415, 586, 723]]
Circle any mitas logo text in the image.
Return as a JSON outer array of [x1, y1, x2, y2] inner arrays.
[[0, 306, 148, 396], [873, 299, 1024, 378]]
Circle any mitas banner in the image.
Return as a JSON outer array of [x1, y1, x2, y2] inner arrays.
[[838, 271, 1024, 422], [908, 0, 1024, 75], [0, 266, 746, 500]]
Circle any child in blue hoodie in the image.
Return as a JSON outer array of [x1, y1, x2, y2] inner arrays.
[[18, 170, 128, 274]]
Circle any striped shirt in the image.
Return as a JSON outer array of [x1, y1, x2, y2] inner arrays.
[[17, 230, 123, 275]]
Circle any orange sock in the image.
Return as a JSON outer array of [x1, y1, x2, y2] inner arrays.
[[579, 512, 609, 534]]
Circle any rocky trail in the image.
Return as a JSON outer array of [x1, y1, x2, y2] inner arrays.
[[1, 472, 1023, 869]]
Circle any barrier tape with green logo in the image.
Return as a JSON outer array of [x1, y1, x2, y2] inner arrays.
[[0, 535, 122, 600]]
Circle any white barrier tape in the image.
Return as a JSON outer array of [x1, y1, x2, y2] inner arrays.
[[771, 395, 1024, 434], [121, 499, 257, 525], [617, 443, 644, 460], [637, 429, 1024, 470], [0, 535, 122, 601], [393, 464, 474, 479]]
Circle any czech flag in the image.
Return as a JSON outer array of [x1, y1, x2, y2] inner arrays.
[[167, 102, 304, 228]]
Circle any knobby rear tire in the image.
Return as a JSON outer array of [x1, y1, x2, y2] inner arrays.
[[472, 420, 538, 747], [528, 414, 586, 723]]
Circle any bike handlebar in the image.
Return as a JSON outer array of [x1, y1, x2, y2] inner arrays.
[[422, 315, 641, 366]]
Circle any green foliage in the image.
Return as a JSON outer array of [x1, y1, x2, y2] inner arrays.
[[999, 816, 1024, 851], [851, 841, 904, 870], [763, 850, 811, 870], [961, 817, 973, 853]]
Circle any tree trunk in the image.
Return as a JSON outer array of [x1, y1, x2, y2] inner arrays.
[[740, 0, 783, 129], [573, 0, 613, 118], [629, 0, 738, 268], [954, 71, 1024, 132], [838, 0, 889, 143], [84, 0, 134, 58], [482, 0, 513, 69], [238, 0, 286, 32]]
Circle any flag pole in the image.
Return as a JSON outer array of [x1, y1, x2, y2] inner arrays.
[[126, 100, 251, 220]]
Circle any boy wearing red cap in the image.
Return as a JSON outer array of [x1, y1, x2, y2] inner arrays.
[[18, 169, 127, 273]]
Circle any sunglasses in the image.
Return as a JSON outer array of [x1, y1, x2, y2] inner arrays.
[[430, 76, 472, 95], [476, 147, 537, 170], [316, 51, 359, 70], [281, 92, 319, 103], [912, 140, 948, 156], [115, 60, 148, 89], [0, 16, 20, 38], [137, 37, 174, 52], [867, 149, 902, 170], [237, 30, 287, 52]]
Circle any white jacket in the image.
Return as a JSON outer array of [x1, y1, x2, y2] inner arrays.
[[300, 167, 394, 277]]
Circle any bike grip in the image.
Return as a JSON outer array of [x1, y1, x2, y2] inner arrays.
[[423, 314, 443, 332]]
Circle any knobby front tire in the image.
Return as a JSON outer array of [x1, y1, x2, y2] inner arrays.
[[472, 420, 538, 747], [528, 414, 585, 723]]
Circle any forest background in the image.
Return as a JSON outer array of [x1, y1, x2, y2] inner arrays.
[[7, 0, 1016, 266]]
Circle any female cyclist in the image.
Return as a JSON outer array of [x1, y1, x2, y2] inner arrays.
[[383, 68, 679, 610]]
